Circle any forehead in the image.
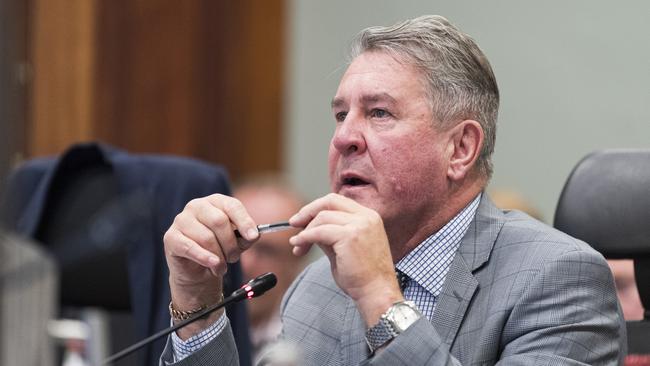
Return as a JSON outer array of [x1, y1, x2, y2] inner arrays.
[[332, 51, 428, 107]]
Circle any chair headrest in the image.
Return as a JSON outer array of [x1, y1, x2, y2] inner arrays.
[[554, 149, 650, 259]]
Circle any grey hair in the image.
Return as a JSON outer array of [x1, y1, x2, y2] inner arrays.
[[349, 15, 499, 179]]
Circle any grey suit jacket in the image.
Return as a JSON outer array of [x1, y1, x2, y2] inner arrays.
[[161, 195, 626, 365]]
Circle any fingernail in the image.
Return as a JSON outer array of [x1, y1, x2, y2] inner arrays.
[[247, 228, 258, 239]]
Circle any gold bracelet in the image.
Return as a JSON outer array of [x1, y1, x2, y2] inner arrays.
[[169, 301, 206, 321], [169, 294, 224, 321]]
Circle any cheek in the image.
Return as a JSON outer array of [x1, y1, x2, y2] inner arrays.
[[380, 142, 417, 175], [380, 141, 443, 194]]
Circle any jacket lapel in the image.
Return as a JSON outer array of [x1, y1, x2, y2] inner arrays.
[[431, 194, 504, 348], [16, 158, 60, 236]]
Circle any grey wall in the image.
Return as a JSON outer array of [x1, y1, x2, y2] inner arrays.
[[286, 1, 650, 222]]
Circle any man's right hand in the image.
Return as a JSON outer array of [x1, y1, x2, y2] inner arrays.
[[163, 194, 260, 339]]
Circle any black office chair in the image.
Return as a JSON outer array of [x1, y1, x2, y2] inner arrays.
[[554, 149, 650, 355]]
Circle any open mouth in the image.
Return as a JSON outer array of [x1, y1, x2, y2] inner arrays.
[[342, 177, 369, 187]]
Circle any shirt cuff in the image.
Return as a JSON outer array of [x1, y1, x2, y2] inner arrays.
[[171, 313, 228, 361]]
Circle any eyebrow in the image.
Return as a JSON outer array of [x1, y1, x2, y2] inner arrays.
[[331, 92, 398, 109]]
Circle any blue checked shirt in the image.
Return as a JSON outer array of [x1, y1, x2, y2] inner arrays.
[[171, 194, 481, 361], [170, 313, 228, 362], [396, 194, 480, 320]]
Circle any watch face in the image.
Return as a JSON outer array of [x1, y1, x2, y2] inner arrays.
[[390, 303, 421, 332]]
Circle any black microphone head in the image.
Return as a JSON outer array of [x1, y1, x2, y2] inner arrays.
[[241, 272, 277, 299]]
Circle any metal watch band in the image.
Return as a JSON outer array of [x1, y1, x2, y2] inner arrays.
[[365, 300, 421, 353], [365, 316, 395, 353]]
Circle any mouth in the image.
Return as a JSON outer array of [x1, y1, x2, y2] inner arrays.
[[340, 173, 371, 189], [342, 177, 369, 186]]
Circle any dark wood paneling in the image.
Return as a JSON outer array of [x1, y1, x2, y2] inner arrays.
[[197, 1, 286, 177], [29, 0, 97, 156], [93, 0, 285, 179], [28, 0, 285, 180]]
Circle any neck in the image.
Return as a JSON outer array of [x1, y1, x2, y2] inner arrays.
[[386, 179, 484, 262]]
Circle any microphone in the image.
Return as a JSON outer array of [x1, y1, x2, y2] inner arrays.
[[229, 272, 278, 301], [102, 272, 277, 365]]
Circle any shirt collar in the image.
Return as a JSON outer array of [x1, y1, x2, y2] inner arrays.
[[396, 193, 481, 297]]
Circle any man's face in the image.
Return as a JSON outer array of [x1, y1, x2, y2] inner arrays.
[[328, 50, 452, 228]]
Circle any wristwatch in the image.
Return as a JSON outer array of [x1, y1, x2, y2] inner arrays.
[[365, 300, 422, 353]]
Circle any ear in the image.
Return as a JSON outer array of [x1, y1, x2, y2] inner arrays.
[[446, 120, 484, 181]]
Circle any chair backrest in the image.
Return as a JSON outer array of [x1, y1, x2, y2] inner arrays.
[[554, 149, 650, 355], [1, 231, 57, 366]]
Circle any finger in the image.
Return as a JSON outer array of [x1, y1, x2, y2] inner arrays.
[[289, 193, 360, 227], [292, 242, 313, 257], [194, 202, 248, 263], [206, 194, 259, 242], [289, 223, 345, 248], [291, 211, 348, 257], [306, 210, 353, 229], [175, 209, 222, 254], [164, 229, 226, 275]]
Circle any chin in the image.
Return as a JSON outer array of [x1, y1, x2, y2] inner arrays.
[[340, 189, 383, 212], [339, 186, 370, 201]]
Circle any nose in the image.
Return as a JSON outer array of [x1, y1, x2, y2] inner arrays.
[[331, 114, 366, 156]]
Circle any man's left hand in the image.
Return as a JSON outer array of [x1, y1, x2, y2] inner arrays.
[[289, 193, 403, 326]]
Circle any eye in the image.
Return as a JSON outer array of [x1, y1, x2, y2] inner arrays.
[[335, 111, 348, 122], [370, 108, 390, 119]]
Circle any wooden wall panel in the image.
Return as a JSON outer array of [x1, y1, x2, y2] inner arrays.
[[27, 0, 285, 180], [29, 0, 97, 156], [94, 0, 203, 156], [201, 1, 286, 177]]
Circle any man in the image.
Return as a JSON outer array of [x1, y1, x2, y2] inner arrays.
[[161, 15, 625, 365], [233, 178, 308, 362]]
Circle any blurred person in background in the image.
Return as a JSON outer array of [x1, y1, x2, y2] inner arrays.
[[233, 176, 310, 362], [608, 260, 645, 321], [488, 188, 543, 222]]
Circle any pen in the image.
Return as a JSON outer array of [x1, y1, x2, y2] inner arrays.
[[234, 221, 292, 238]]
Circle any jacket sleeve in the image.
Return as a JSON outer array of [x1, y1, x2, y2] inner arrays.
[[159, 319, 240, 366]]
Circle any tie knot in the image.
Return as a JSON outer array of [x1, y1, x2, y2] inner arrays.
[[396, 269, 409, 292]]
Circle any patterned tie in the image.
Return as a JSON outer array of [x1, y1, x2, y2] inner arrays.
[[396, 269, 409, 292]]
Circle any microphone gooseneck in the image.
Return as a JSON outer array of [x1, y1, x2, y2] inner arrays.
[[102, 272, 277, 365]]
